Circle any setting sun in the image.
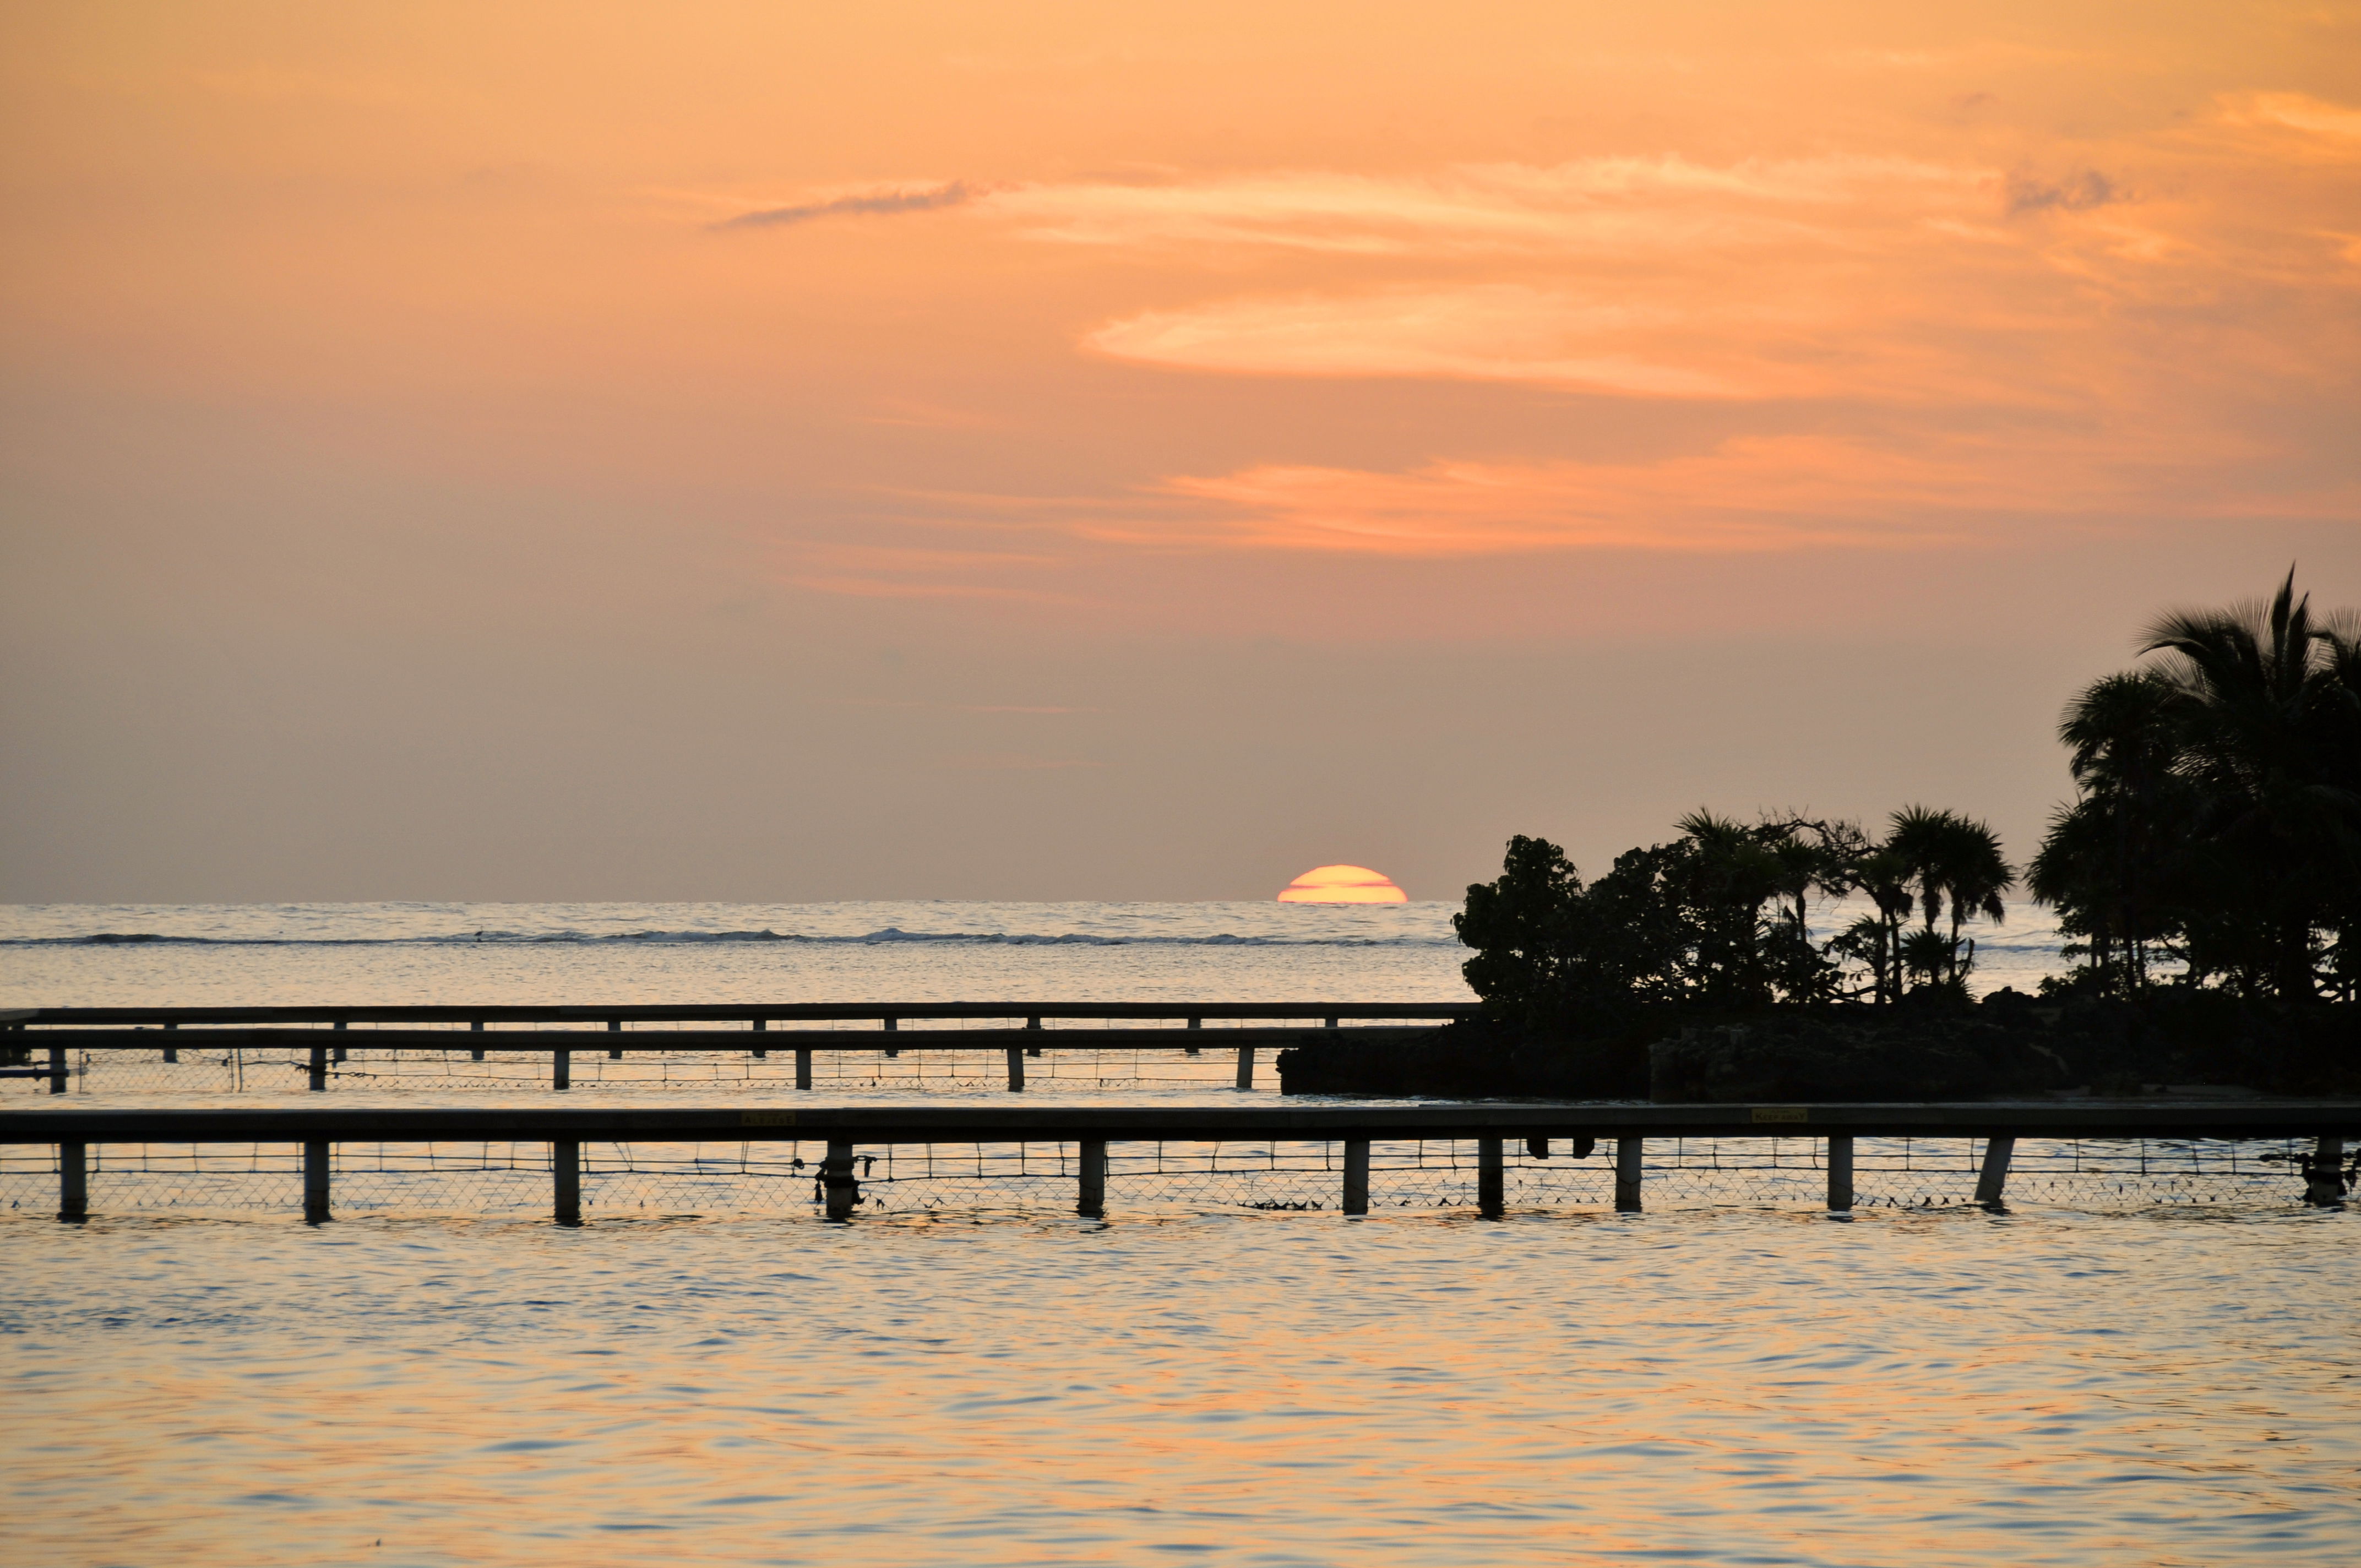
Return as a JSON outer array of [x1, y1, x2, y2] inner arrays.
[[1276, 865, 1408, 903]]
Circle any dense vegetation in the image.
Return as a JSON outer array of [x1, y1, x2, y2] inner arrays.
[[1440, 573, 2359, 1096], [2030, 571, 2360, 1003]]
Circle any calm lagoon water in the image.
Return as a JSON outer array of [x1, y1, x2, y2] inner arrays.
[[5, 901, 2355, 1566]]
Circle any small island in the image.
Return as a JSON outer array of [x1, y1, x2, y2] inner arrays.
[[1283, 572, 2361, 1102]]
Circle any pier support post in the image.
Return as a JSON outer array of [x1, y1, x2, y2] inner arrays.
[[1234, 1045, 1256, 1090], [1974, 1136, 2015, 1210], [163, 1020, 177, 1063], [58, 1142, 87, 1222], [1342, 1138, 1370, 1215], [1005, 1046, 1026, 1092], [821, 1141, 859, 1220], [1077, 1139, 1107, 1218], [1185, 1016, 1200, 1055], [1826, 1135, 1854, 1213], [552, 1049, 571, 1092], [2304, 1135, 2346, 1206], [1026, 1016, 1042, 1057], [1614, 1137, 1644, 1213], [608, 1019, 623, 1059], [796, 1047, 813, 1091], [470, 1020, 485, 1060], [750, 1017, 765, 1059], [553, 1141, 581, 1226], [333, 1019, 347, 1063], [1477, 1137, 1505, 1218], [308, 1043, 328, 1092], [48, 1043, 67, 1094], [883, 1016, 899, 1059], [1526, 1136, 1550, 1159], [303, 1141, 331, 1223]]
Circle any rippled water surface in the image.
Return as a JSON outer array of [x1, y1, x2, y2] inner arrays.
[[6, 901, 2340, 1565], [6, 1206, 2357, 1567]]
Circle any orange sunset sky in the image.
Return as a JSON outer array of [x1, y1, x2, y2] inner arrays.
[[3, 2, 2358, 902]]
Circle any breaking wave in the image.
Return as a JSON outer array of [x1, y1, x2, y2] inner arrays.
[[6, 927, 1457, 950]]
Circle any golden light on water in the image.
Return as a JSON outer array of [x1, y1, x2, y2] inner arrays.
[[1277, 865, 1408, 903]]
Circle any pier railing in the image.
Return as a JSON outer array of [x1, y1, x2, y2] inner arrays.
[[3, 1101, 2354, 1223], [0, 1003, 1479, 1095]]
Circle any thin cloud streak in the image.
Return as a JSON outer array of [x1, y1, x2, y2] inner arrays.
[[718, 181, 972, 230]]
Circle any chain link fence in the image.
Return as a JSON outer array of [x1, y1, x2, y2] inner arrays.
[[0, 1136, 2326, 1217]]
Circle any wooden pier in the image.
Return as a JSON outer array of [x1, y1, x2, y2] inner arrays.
[[6, 1100, 2354, 1222], [2, 1003, 1475, 1093]]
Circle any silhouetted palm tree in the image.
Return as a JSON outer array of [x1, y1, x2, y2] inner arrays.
[[2142, 569, 2361, 998]]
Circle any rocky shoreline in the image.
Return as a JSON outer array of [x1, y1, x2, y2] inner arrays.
[[1277, 993, 2359, 1102]]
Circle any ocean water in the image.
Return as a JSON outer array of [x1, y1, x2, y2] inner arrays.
[[8, 901, 2357, 1566], [0, 897, 2069, 1009]]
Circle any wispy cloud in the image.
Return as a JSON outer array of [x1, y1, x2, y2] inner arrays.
[[717, 181, 972, 230]]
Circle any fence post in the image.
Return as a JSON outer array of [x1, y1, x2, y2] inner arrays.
[[1078, 1139, 1107, 1218], [308, 1043, 328, 1092], [608, 1019, 623, 1059], [1526, 1136, 1550, 1159], [164, 1020, 177, 1064], [303, 1141, 331, 1223], [1234, 1044, 1255, 1090], [796, 1046, 813, 1091], [1826, 1135, 1854, 1213], [48, 1043, 67, 1095], [553, 1049, 571, 1092], [1974, 1136, 2015, 1210], [1477, 1137, 1505, 1218], [332, 1019, 347, 1063], [751, 1017, 766, 1059], [1614, 1138, 1644, 1212], [553, 1141, 581, 1226], [1342, 1138, 1370, 1215], [58, 1141, 87, 1222], [1026, 1016, 1042, 1057], [1185, 1016, 1200, 1055], [2304, 1135, 2346, 1206], [883, 1016, 899, 1059], [1326, 1016, 1338, 1030], [1005, 1046, 1026, 1092], [822, 1141, 858, 1219], [471, 1020, 485, 1060]]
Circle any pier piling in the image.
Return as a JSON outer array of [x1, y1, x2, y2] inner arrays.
[[552, 1049, 571, 1092], [883, 1016, 899, 1059], [308, 1044, 327, 1092], [2305, 1135, 2346, 1206], [303, 1141, 330, 1223], [58, 1141, 86, 1222], [1826, 1135, 1854, 1212], [608, 1019, 623, 1059], [333, 1020, 347, 1062], [1477, 1137, 1505, 1218], [795, 1047, 813, 1091], [162, 1020, 176, 1064], [1614, 1137, 1644, 1212], [553, 1140, 581, 1226], [1078, 1139, 1107, 1218], [1234, 1045, 1256, 1090], [1342, 1137, 1370, 1215], [822, 1140, 858, 1219], [1974, 1136, 2016, 1209], [1005, 1046, 1026, 1092], [751, 1017, 766, 1058], [1185, 1016, 1200, 1055], [48, 1043, 67, 1095], [1026, 1016, 1042, 1057], [470, 1020, 484, 1060]]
